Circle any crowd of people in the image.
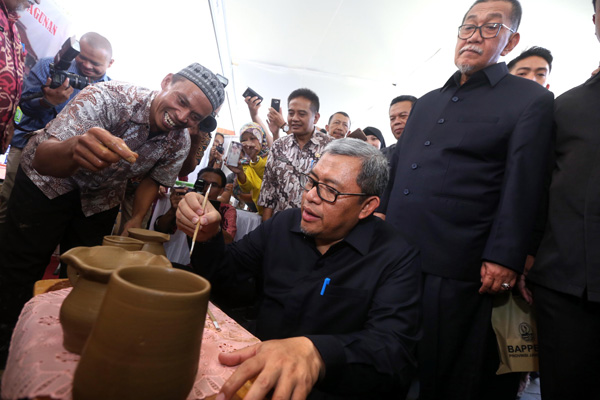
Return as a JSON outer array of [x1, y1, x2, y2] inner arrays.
[[0, 0, 599, 399]]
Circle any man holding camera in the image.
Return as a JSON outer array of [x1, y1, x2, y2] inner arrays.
[[0, 32, 113, 224], [0, 63, 225, 362]]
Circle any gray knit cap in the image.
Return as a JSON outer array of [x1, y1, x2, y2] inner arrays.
[[175, 63, 225, 111]]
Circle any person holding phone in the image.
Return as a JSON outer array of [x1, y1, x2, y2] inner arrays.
[[227, 123, 269, 215], [243, 92, 274, 147]]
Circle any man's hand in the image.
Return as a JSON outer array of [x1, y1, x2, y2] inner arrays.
[[216, 337, 324, 400], [32, 127, 139, 178], [1, 121, 14, 154], [245, 96, 262, 119], [517, 255, 535, 304], [170, 188, 187, 210], [72, 127, 138, 171], [479, 261, 517, 295], [176, 191, 222, 241], [120, 216, 143, 237], [266, 107, 285, 136], [41, 77, 73, 106]]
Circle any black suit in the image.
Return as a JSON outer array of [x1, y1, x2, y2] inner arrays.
[[380, 63, 554, 399], [528, 72, 600, 399]]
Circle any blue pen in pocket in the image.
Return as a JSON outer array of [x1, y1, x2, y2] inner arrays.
[[320, 278, 331, 295]]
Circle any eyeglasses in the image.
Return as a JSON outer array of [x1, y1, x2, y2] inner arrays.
[[299, 173, 367, 204], [458, 23, 515, 39]]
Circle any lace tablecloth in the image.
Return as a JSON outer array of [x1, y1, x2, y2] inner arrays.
[[1, 288, 260, 400]]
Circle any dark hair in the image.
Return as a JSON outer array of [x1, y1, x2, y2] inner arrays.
[[198, 167, 227, 188], [507, 46, 553, 72], [328, 111, 351, 125], [390, 95, 417, 108], [464, 0, 522, 31], [288, 88, 320, 114]]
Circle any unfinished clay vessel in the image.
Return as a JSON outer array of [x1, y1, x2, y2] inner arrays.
[[66, 236, 145, 285], [102, 235, 145, 251], [127, 228, 170, 256], [73, 266, 211, 400], [59, 246, 171, 354]]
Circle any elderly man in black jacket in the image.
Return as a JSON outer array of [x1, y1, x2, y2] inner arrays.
[[378, 0, 553, 399]]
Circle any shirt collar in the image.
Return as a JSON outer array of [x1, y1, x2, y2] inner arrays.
[[441, 62, 509, 92], [290, 211, 376, 256]]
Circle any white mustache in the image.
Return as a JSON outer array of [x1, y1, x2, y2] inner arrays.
[[459, 45, 484, 55]]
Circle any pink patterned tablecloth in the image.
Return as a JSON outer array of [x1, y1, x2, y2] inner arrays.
[[1, 288, 260, 400]]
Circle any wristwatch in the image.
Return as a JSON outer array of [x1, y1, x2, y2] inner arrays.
[[281, 123, 289, 133]]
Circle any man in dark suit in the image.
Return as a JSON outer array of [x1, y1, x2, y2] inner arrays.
[[524, 1, 600, 398], [377, 0, 554, 399]]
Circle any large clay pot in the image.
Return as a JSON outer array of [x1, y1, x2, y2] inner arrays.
[[73, 266, 211, 400], [59, 246, 171, 354], [127, 228, 170, 256]]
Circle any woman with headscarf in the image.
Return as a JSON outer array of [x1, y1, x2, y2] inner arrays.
[[227, 122, 269, 215]]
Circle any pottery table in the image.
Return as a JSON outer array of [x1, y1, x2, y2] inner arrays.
[[0, 288, 260, 400]]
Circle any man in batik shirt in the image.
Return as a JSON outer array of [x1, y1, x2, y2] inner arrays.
[[257, 88, 332, 221], [0, 63, 225, 335]]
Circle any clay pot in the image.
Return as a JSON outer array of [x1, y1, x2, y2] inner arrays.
[[127, 228, 170, 256], [73, 266, 211, 400], [59, 246, 171, 354], [66, 236, 145, 285], [102, 235, 145, 251]]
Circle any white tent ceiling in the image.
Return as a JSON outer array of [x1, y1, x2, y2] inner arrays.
[[55, 0, 598, 144]]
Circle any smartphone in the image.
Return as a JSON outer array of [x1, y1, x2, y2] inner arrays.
[[271, 98, 281, 112], [242, 87, 263, 103], [347, 128, 368, 141], [225, 141, 244, 167]]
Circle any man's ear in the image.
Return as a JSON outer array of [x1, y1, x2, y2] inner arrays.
[[501, 32, 520, 56], [161, 73, 174, 90], [358, 196, 380, 220], [313, 112, 320, 125]]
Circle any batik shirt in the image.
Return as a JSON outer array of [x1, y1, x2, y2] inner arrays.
[[257, 129, 332, 213], [0, 2, 24, 144], [21, 81, 190, 217]]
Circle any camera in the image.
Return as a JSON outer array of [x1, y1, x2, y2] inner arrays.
[[194, 178, 207, 194], [216, 144, 224, 154], [48, 37, 91, 90]]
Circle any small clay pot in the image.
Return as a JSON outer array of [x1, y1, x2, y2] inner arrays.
[[73, 266, 211, 400], [127, 228, 170, 256], [59, 246, 171, 354], [102, 235, 145, 251], [66, 236, 146, 285]]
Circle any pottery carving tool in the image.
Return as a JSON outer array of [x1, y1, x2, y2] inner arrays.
[[189, 183, 212, 256], [207, 308, 221, 331]]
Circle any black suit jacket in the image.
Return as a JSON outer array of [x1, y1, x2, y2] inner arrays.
[[380, 63, 554, 281], [528, 73, 600, 302]]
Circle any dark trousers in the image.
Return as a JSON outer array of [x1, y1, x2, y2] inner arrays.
[[0, 167, 119, 325], [418, 274, 520, 400], [532, 283, 600, 400]]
